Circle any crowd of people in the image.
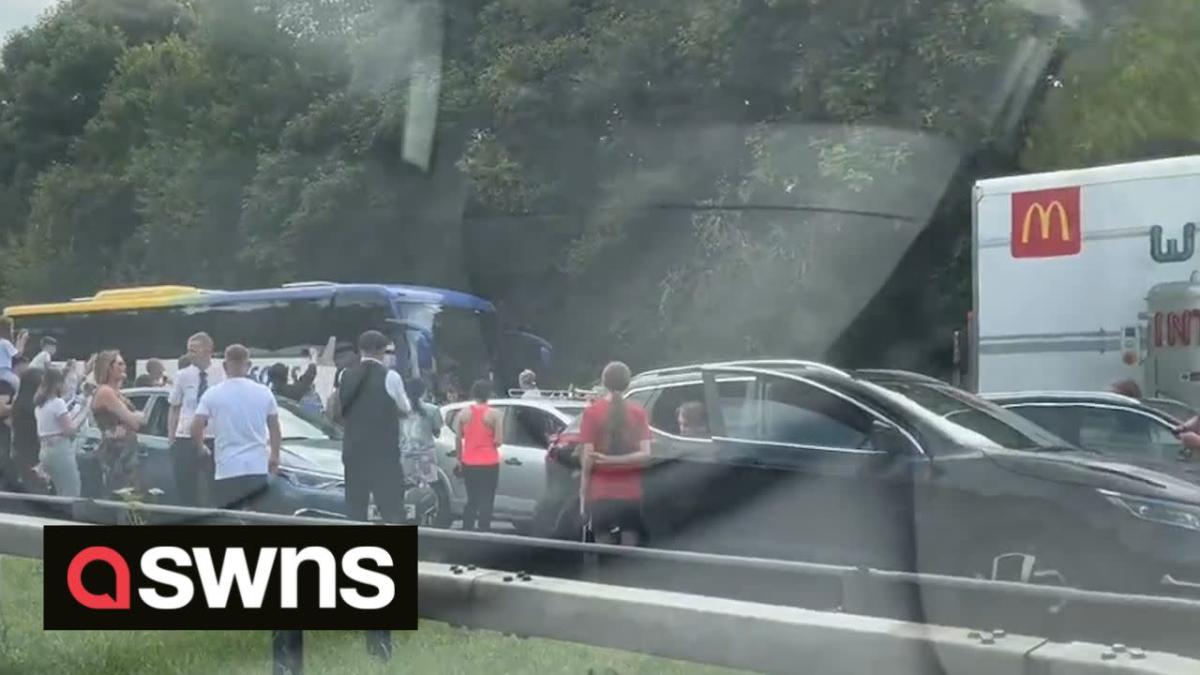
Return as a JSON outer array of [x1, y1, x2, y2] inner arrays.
[[0, 315, 673, 548]]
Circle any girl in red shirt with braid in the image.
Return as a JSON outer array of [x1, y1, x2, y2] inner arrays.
[[580, 361, 653, 546]]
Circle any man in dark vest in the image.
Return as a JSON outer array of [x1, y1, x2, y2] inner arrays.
[[338, 330, 412, 522]]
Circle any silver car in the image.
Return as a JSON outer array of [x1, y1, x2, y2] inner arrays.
[[437, 397, 586, 532]]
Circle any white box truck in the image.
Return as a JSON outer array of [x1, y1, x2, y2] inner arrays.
[[971, 155, 1200, 408]]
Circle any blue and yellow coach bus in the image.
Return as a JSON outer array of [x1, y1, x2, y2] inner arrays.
[[2, 282, 551, 400]]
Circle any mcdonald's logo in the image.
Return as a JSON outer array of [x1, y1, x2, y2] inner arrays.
[[1011, 186, 1081, 258]]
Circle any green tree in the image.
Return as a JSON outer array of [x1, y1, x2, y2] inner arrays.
[[1022, 0, 1200, 171], [3, 0, 1187, 383]]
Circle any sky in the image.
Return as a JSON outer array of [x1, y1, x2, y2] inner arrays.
[[0, 0, 56, 44]]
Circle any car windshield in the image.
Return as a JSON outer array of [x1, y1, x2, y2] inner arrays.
[[551, 404, 587, 420], [276, 400, 341, 441], [865, 381, 1077, 451]]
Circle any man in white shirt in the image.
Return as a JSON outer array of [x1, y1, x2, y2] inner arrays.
[[191, 344, 281, 510], [28, 337, 57, 370], [168, 332, 225, 506]]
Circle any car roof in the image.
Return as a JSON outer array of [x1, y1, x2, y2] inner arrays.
[[982, 390, 1143, 406], [850, 369, 947, 385], [627, 362, 955, 394], [631, 359, 851, 386], [1145, 396, 1194, 409]]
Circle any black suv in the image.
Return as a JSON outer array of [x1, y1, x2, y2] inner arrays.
[[536, 360, 1200, 596]]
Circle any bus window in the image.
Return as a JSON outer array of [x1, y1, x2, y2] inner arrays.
[[330, 290, 394, 345]]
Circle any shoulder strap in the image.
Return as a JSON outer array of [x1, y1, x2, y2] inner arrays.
[[339, 362, 376, 419]]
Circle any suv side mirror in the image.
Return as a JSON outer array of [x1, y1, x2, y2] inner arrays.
[[868, 420, 915, 455]]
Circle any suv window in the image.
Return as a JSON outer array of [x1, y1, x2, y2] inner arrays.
[[719, 375, 873, 449], [508, 406, 562, 448], [648, 384, 705, 434], [1008, 405, 1082, 446], [646, 379, 751, 438], [625, 390, 652, 407], [758, 377, 873, 448], [1077, 407, 1182, 459]]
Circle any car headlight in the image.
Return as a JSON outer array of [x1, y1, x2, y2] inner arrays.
[[1101, 489, 1200, 532], [280, 469, 343, 491]]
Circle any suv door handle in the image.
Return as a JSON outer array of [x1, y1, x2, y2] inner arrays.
[[445, 449, 458, 458], [505, 457, 523, 466]]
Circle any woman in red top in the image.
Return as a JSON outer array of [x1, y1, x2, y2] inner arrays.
[[452, 379, 504, 531], [580, 361, 653, 546]]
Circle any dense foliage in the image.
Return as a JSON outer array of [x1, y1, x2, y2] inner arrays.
[[0, 0, 1189, 381]]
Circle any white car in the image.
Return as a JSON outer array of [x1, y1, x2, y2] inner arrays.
[[437, 397, 586, 532]]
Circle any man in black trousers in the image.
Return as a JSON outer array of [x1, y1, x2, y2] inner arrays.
[[339, 329, 411, 522], [337, 330, 411, 660]]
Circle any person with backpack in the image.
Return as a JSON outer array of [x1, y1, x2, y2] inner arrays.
[[579, 362, 653, 546]]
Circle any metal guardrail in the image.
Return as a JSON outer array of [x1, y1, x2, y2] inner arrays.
[[0, 512, 1197, 674], [2, 491, 1200, 665], [421, 562, 1200, 675]]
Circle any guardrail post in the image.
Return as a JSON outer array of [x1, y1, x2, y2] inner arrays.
[[272, 630, 303, 675], [365, 629, 392, 660]]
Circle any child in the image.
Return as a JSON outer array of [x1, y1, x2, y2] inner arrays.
[[29, 336, 57, 370], [0, 318, 28, 392]]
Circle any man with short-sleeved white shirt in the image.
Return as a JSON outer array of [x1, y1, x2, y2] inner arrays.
[[191, 344, 280, 510], [168, 332, 225, 506]]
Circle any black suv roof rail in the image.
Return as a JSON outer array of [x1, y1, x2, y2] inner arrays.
[[853, 369, 946, 385], [635, 359, 849, 380]]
